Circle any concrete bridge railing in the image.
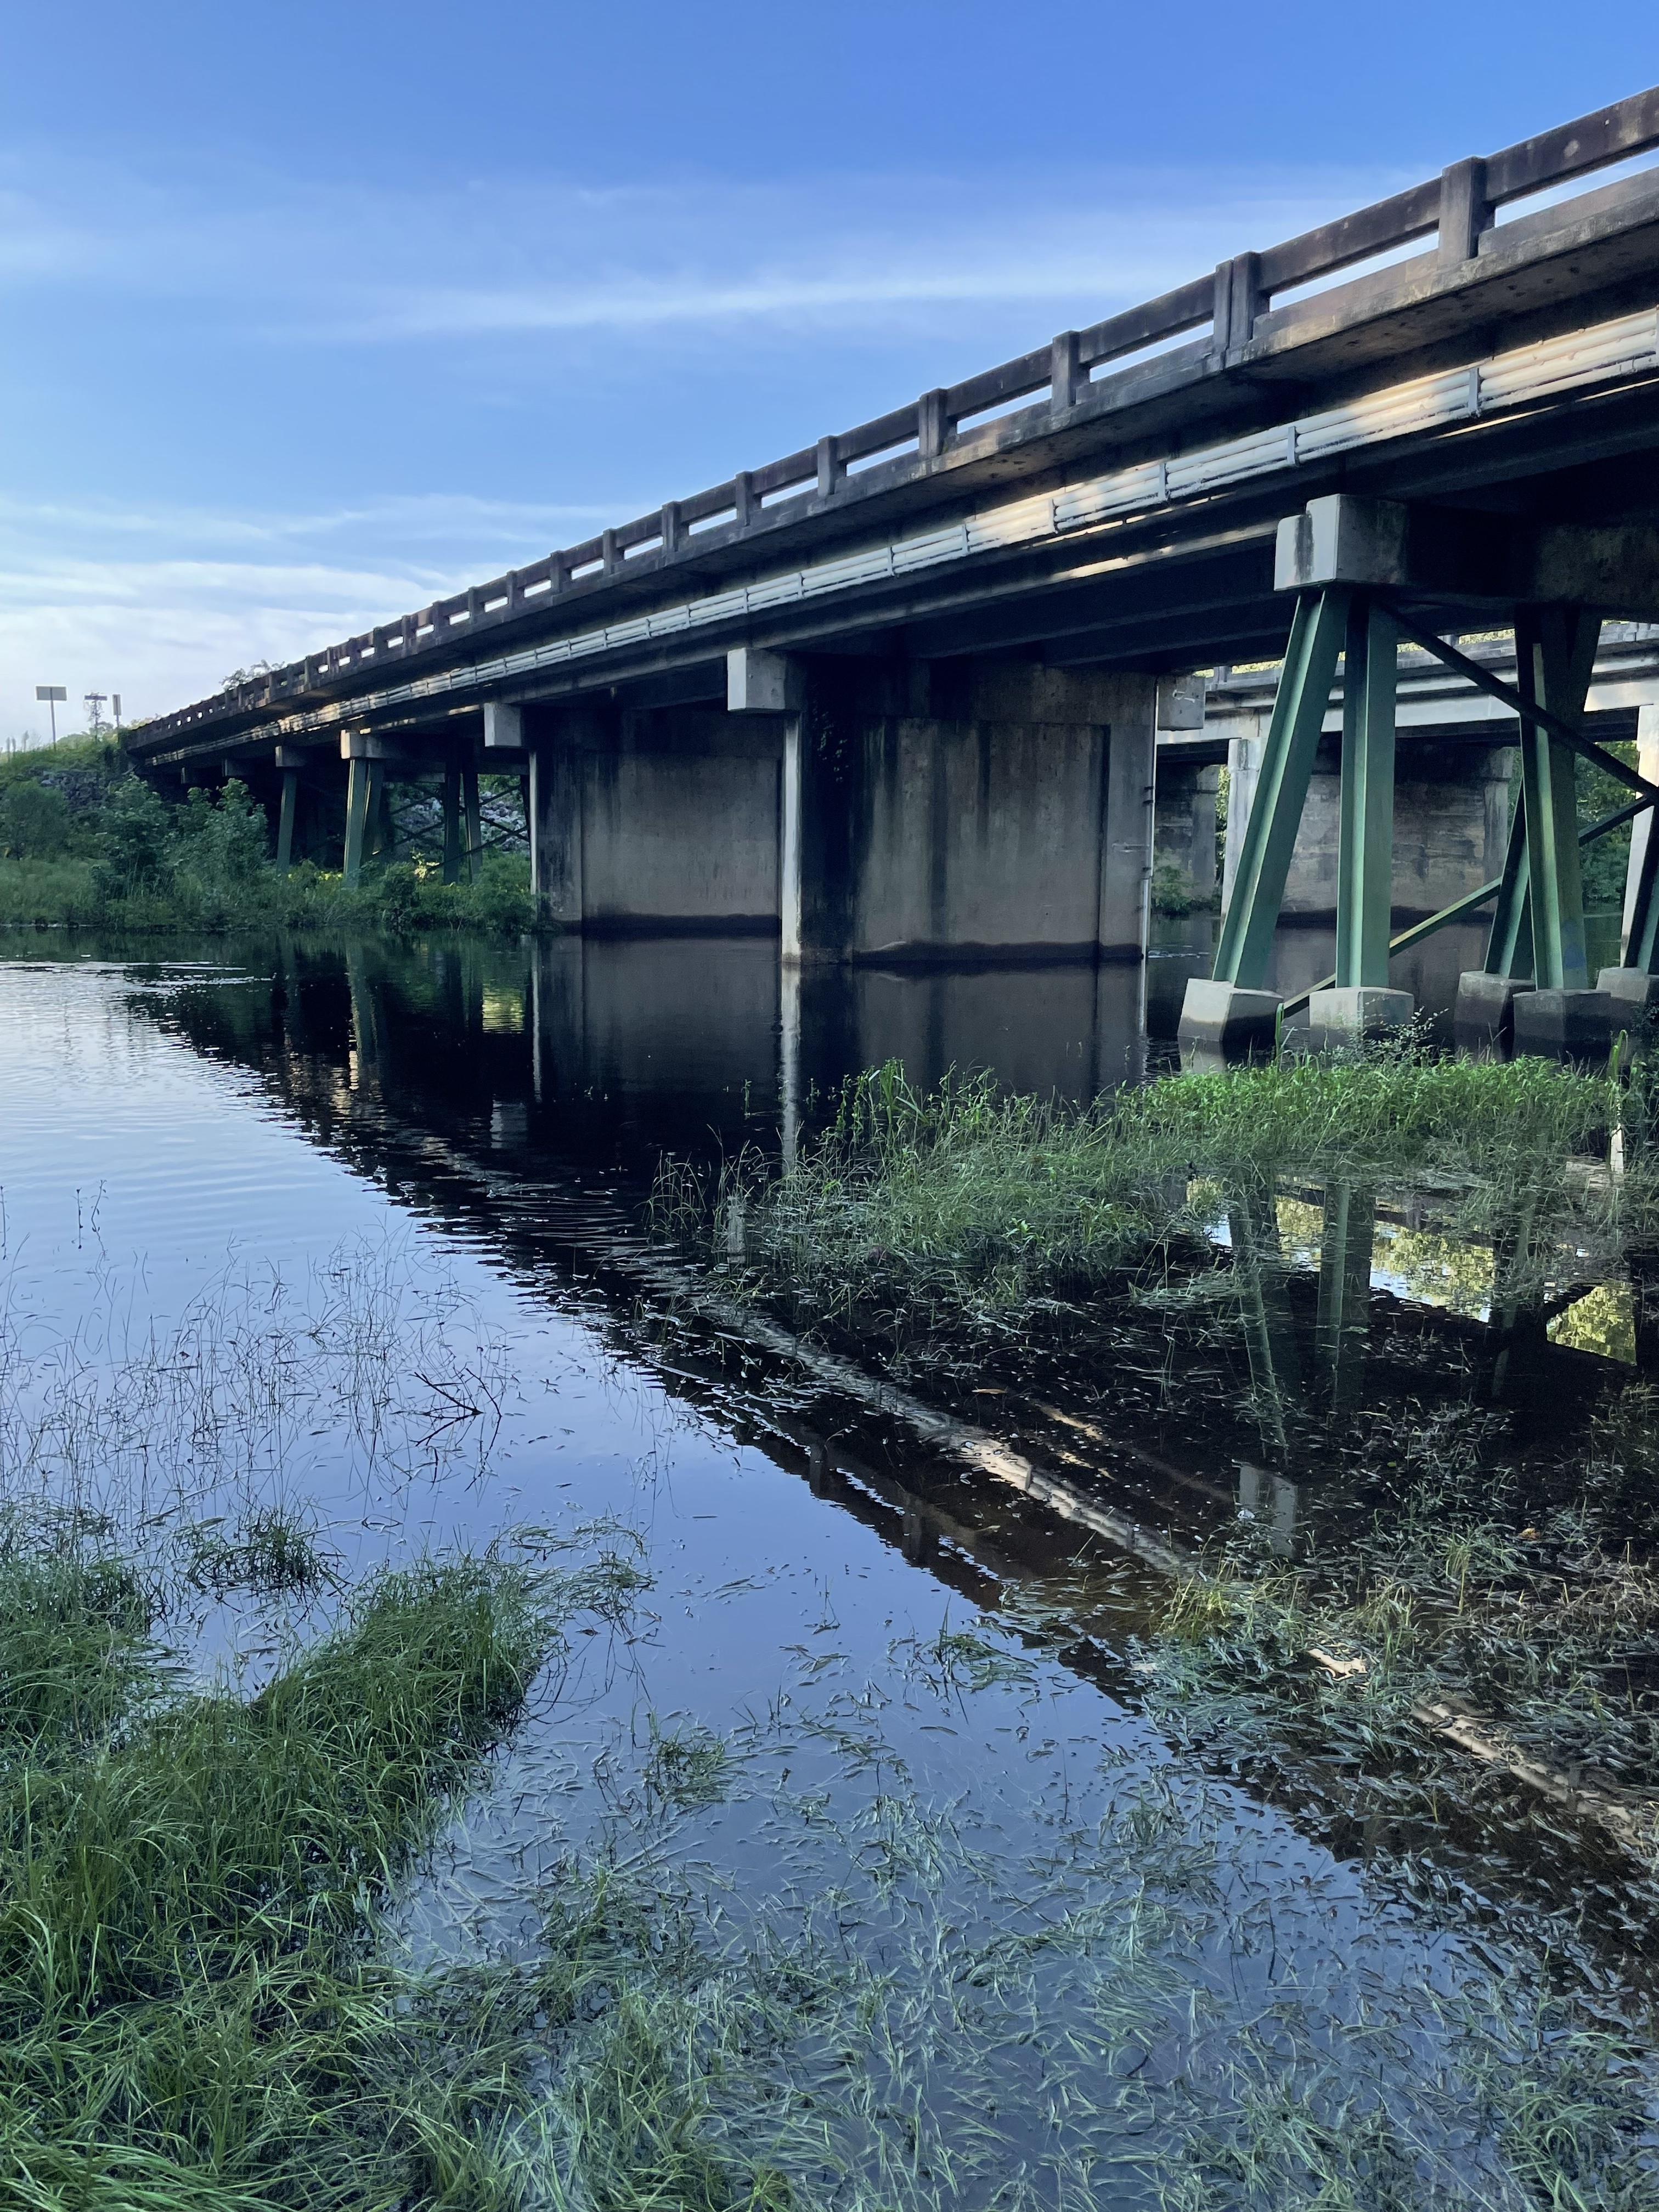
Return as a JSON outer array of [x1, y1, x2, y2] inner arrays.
[[137, 85, 1659, 754]]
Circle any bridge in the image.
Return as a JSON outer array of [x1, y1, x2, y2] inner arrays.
[[129, 85, 1659, 1048]]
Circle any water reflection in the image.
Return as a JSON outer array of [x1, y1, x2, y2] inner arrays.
[[144, 932, 1652, 1543], [11, 938, 1659, 2171]]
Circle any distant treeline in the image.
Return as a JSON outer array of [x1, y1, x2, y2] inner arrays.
[[0, 738, 536, 935]]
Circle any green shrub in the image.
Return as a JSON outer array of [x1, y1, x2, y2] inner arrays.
[[0, 781, 72, 860]]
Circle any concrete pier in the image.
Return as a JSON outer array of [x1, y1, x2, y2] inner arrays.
[[520, 654, 1156, 970], [527, 702, 780, 934], [740, 653, 1155, 969]]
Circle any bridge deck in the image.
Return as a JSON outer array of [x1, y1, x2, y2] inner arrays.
[[132, 87, 1659, 771]]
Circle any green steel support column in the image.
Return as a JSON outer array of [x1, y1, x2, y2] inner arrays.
[[1334, 599, 1398, 989], [343, 757, 371, 887], [1212, 587, 1350, 988], [1314, 1179, 1375, 1412], [441, 760, 463, 885], [1483, 790, 1534, 979], [1516, 606, 1600, 991], [1624, 804, 1659, 974], [274, 768, 298, 876], [462, 766, 482, 885]]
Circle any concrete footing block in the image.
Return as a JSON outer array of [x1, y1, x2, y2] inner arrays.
[[1453, 971, 1532, 1052], [1177, 978, 1280, 1064], [1304, 986, 1414, 1051], [1598, 966, 1659, 1018], [1511, 987, 1616, 1060]]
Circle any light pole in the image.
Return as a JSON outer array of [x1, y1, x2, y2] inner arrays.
[[35, 685, 66, 747], [83, 692, 107, 738]]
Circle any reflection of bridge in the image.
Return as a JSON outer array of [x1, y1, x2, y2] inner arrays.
[[164, 935, 1649, 1606], [132, 91, 1659, 1035]]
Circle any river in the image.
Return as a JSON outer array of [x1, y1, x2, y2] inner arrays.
[[1, 928, 1652, 2208]]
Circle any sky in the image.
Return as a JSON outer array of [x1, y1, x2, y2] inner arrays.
[[2, 1, 1655, 742]]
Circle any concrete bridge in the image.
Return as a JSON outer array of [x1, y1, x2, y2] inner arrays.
[[131, 86, 1659, 1035]]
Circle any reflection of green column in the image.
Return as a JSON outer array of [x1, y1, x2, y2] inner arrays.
[[1314, 1180, 1375, 1411], [1228, 1184, 1302, 1455], [462, 766, 482, 885], [1487, 1195, 1548, 1400], [442, 761, 463, 884], [343, 757, 371, 885], [275, 768, 298, 874], [345, 943, 386, 1086]]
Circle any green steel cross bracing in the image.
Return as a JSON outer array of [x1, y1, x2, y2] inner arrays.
[[1516, 607, 1600, 992], [1334, 599, 1398, 990], [1212, 586, 1350, 988], [1483, 795, 1534, 980], [1624, 805, 1659, 975]]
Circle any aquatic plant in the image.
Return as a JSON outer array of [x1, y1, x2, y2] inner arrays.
[[667, 1052, 1635, 1342], [0, 1532, 646, 2207]]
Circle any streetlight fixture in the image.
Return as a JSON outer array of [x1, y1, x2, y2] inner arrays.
[[35, 685, 66, 747]]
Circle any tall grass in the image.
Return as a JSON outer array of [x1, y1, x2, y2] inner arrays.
[[674, 1052, 1633, 1338]]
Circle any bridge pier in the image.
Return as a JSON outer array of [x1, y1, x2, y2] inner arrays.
[[518, 654, 1157, 968], [737, 650, 1155, 969], [527, 700, 780, 933]]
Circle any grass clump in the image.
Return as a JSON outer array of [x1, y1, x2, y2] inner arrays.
[[673, 1053, 1629, 1340], [0, 1527, 685, 2210]]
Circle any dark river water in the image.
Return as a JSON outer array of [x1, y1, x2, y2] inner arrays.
[[2, 927, 1654, 2207]]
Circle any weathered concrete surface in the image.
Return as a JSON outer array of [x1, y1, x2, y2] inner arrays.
[[788, 661, 1155, 968], [1223, 735, 1514, 923], [531, 707, 781, 933]]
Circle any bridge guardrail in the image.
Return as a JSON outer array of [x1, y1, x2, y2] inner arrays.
[[135, 85, 1659, 752]]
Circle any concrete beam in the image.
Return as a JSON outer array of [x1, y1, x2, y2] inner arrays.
[[1276, 493, 1659, 619], [483, 700, 523, 749], [727, 646, 803, 714]]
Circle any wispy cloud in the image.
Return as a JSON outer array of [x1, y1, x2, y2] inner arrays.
[[1, 148, 1420, 736], [2, 153, 1416, 346]]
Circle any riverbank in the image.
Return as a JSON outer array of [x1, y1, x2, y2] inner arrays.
[[5, 953, 1659, 2209]]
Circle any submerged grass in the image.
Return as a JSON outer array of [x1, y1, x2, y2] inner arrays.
[[0, 1525, 669, 2211]]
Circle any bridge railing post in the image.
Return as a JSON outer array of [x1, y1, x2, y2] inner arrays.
[[1437, 156, 1492, 267]]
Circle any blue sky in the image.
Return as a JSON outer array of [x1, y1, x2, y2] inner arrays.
[[3, 1, 1654, 741]]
